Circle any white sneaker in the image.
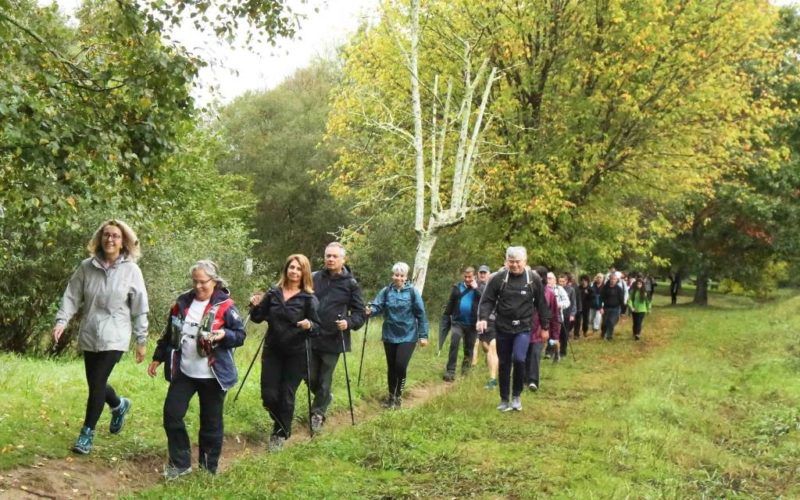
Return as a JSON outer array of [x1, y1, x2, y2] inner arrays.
[[527, 382, 538, 392], [511, 396, 522, 411], [496, 400, 511, 412]]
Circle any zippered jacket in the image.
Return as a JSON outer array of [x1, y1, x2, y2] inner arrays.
[[250, 287, 321, 355], [310, 268, 366, 353], [56, 256, 149, 352], [152, 287, 246, 391], [442, 282, 481, 326], [369, 283, 429, 343]]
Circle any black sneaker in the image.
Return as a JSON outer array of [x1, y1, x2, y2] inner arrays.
[[381, 395, 395, 409], [442, 372, 455, 382], [109, 397, 131, 435]]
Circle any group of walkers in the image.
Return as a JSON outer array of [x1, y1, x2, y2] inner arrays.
[[438, 249, 656, 411], [52, 219, 656, 480], [52, 220, 428, 479]]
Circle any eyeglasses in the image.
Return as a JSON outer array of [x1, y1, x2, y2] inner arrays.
[[192, 278, 214, 285], [102, 233, 122, 240]]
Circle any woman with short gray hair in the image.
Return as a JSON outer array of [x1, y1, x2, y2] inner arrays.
[[366, 262, 429, 409], [148, 260, 246, 479]]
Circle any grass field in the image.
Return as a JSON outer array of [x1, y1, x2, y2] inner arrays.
[[2, 289, 799, 498]]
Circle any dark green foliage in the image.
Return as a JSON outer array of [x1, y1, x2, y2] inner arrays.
[[216, 59, 351, 271]]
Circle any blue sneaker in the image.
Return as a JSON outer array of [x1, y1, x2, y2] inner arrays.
[[72, 426, 94, 455], [109, 397, 131, 435]]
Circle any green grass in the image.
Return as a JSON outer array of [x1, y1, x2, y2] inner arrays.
[[3, 292, 800, 498]]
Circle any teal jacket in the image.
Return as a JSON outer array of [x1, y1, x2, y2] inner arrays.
[[369, 283, 429, 344]]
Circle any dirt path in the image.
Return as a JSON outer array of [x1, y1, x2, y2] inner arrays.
[[0, 382, 452, 499]]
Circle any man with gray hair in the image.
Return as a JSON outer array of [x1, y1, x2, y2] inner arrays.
[[309, 242, 366, 432], [477, 246, 550, 412]]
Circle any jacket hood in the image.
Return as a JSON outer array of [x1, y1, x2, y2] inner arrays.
[[178, 286, 232, 306]]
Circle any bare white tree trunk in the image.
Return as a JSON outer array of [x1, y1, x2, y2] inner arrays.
[[387, 0, 499, 294]]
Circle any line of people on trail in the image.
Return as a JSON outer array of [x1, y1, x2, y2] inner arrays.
[[51, 220, 652, 481], [52, 221, 429, 480], [438, 249, 655, 411]]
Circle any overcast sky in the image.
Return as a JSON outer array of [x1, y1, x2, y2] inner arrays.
[[48, 0, 797, 106], [49, 0, 380, 105]]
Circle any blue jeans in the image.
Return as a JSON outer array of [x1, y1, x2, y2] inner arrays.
[[602, 307, 621, 339]]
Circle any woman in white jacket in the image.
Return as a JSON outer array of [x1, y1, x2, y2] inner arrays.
[[52, 219, 149, 455]]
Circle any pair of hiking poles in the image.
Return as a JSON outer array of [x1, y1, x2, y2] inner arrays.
[[232, 313, 371, 435]]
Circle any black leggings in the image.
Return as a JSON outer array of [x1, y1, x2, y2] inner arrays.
[[383, 341, 416, 398], [632, 312, 646, 338], [83, 350, 123, 430]]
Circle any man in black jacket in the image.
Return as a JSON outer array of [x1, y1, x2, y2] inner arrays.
[[309, 243, 366, 432], [441, 266, 481, 382], [477, 247, 551, 412]]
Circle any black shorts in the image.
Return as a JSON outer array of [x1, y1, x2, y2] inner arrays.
[[478, 322, 496, 343]]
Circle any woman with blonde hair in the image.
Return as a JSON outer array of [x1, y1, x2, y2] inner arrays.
[[53, 219, 149, 455], [249, 254, 320, 451]]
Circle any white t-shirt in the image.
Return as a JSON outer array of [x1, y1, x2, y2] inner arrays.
[[180, 299, 214, 379]]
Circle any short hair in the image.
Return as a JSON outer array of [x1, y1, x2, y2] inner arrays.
[[546, 272, 556, 281], [190, 260, 228, 288], [325, 242, 346, 257], [392, 262, 410, 276], [594, 273, 605, 282], [506, 246, 527, 261], [279, 254, 314, 294], [463, 266, 476, 275], [87, 219, 141, 262]]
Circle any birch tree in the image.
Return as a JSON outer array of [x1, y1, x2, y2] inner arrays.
[[326, 0, 499, 294]]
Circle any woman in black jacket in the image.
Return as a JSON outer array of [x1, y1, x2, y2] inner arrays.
[[249, 254, 320, 451]]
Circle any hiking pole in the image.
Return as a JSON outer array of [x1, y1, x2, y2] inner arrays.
[[231, 313, 258, 405], [357, 315, 369, 387], [568, 334, 578, 363], [304, 334, 314, 436], [338, 314, 356, 425]]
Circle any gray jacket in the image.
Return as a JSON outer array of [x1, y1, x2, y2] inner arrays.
[[55, 256, 149, 352]]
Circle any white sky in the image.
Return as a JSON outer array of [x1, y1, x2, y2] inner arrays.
[[46, 0, 798, 106], [49, 0, 381, 105]]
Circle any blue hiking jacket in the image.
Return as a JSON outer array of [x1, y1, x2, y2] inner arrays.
[[369, 283, 429, 344]]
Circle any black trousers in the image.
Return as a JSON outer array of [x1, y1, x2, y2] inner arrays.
[[309, 350, 340, 416], [82, 350, 123, 430], [261, 346, 306, 438], [163, 372, 226, 472], [559, 319, 571, 356], [525, 342, 544, 386], [445, 323, 477, 375], [632, 312, 646, 338], [573, 308, 589, 337], [383, 341, 416, 398]]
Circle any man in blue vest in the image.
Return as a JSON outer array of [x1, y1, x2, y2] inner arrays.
[[442, 267, 481, 382]]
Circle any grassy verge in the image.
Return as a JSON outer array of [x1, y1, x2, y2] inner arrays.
[[135, 291, 800, 498], [0, 316, 442, 470]]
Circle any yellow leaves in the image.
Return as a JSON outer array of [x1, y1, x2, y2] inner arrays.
[[66, 196, 77, 211]]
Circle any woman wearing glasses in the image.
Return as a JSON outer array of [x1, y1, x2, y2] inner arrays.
[[53, 219, 150, 455], [148, 260, 246, 479]]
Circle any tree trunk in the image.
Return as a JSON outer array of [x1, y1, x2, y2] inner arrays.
[[693, 272, 709, 306], [411, 230, 438, 294]]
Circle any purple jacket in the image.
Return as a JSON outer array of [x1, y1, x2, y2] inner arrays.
[[531, 286, 561, 344]]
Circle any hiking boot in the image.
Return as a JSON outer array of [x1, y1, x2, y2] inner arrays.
[[527, 382, 538, 392], [391, 396, 402, 410], [163, 464, 192, 481], [484, 378, 497, 390], [268, 434, 286, 452], [496, 400, 511, 412], [511, 396, 522, 411], [442, 372, 455, 382], [71, 426, 94, 455], [381, 395, 396, 409], [310, 413, 324, 434], [109, 397, 131, 435]]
